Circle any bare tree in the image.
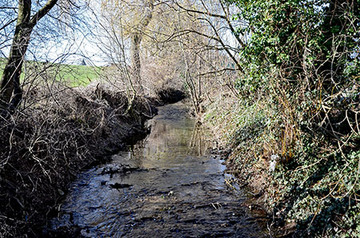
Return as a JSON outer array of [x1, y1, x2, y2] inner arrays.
[[100, 0, 155, 94], [0, 0, 59, 115], [172, 0, 245, 72], [131, 0, 154, 93], [96, 0, 241, 110]]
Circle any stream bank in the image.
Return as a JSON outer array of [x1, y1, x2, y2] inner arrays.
[[45, 102, 268, 237], [0, 84, 182, 237]]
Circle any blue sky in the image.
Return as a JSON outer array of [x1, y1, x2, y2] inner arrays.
[[0, 0, 108, 66]]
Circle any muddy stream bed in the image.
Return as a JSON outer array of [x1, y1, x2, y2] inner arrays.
[[46, 102, 268, 237]]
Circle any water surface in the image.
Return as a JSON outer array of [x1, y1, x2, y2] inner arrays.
[[48, 102, 267, 237]]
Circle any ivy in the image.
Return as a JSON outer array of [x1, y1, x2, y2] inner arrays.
[[226, 0, 360, 236]]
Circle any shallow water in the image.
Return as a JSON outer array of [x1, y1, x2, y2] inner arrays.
[[48, 102, 267, 237]]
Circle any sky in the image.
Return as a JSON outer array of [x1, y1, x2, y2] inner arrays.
[[0, 0, 108, 66], [0, 0, 243, 67]]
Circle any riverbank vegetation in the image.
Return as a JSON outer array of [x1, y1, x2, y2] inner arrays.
[[203, 0, 360, 236], [0, 0, 359, 237], [0, 83, 158, 236]]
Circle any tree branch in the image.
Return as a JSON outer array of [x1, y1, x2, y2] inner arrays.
[[175, 1, 245, 48], [30, 0, 58, 26], [200, 17, 244, 73], [175, 1, 227, 19], [219, 1, 245, 48], [195, 68, 236, 77], [0, 18, 17, 32], [0, 7, 17, 10]]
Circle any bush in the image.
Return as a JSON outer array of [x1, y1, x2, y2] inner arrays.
[[204, 0, 360, 236]]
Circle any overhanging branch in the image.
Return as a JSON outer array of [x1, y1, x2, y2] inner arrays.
[[30, 0, 58, 26]]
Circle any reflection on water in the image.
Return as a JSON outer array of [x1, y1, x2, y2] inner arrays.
[[47, 102, 267, 238], [130, 102, 210, 168]]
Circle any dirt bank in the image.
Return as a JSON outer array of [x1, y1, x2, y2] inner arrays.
[[0, 84, 181, 237]]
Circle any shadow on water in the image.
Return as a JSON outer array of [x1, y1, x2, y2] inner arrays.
[[45, 102, 268, 237]]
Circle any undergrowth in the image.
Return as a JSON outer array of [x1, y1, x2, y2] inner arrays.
[[202, 0, 360, 236], [0, 82, 155, 237], [204, 72, 359, 237]]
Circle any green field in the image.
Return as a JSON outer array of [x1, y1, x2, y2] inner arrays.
[[55, 63, 102, 87], [0, 58, 101, 87]]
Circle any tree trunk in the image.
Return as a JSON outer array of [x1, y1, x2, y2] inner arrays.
[[129, 0, 154, 95], [0, 0, 58, 115], [131, 33, 143, 93], [0, 0, 32, 113]]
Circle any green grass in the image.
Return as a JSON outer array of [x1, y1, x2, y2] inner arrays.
[[54, 63, 102, 87], [0, 58, 101, 87]]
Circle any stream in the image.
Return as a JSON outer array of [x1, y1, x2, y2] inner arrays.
[[46, 102, 267, 237]]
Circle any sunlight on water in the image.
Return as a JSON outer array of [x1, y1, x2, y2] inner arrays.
[[48, 102, 267, 238]]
